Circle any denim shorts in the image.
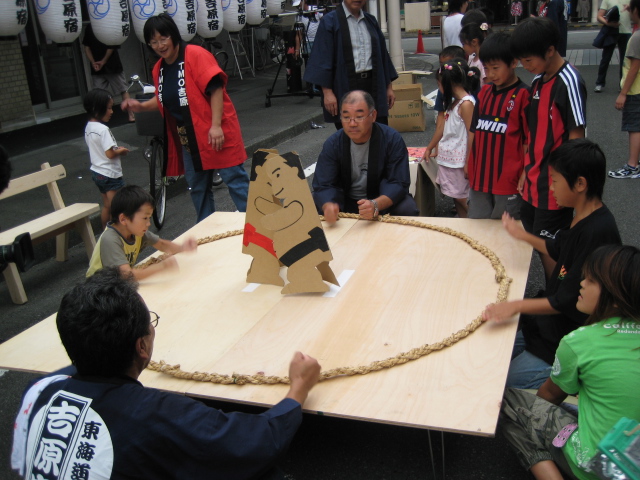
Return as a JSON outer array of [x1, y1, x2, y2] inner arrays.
[[91, 171, 125, 194], [622, 94, 640, 132]]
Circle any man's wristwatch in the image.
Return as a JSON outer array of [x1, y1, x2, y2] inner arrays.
[[369, 199, 379, 219]]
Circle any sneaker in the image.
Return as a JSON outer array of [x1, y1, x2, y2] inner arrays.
[[594, 85, 603, 92], [608, 164, 640, 178], [212, 171, 223, 187]]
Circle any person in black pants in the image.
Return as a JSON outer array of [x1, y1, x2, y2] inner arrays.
[[595, 0, 632, 93]]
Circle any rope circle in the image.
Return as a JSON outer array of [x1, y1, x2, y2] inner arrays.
[[143, 213, 512, 385]]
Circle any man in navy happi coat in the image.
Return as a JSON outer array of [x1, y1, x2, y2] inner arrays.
[[303, 0, 398, 128], [312, 91, 418, 222]]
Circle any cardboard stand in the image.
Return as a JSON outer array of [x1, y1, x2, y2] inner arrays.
[[244, 150, 339, 293]]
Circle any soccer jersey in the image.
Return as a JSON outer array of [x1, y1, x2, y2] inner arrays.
[[523, 62, 586, 210], [469, 79, 529, 195]]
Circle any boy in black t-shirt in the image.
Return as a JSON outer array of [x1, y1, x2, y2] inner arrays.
[[510, 17, 587, 280], [482, 139, 621, 389]]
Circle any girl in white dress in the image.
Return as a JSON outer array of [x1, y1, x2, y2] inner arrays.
[[428, 60, 480, 218]]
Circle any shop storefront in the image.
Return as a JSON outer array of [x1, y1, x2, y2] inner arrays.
[[0, 0, 146, 133]]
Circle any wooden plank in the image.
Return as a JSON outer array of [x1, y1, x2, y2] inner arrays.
[[0, 203, 99, 245], [0, 213, 532, 436], [2, 262, 28, 304], [182, 217, 531, 435], [0, 164, 66, 200]]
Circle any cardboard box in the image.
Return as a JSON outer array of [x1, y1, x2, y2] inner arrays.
[[393, 72, 417, 85], [389, 84, 425, 132], [392, 83, 423, 101]]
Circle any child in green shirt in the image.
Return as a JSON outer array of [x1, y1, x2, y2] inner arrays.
[[500, 245, 640, 480]]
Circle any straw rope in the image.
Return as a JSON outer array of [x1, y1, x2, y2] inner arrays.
[[144, 213, 512, 385]]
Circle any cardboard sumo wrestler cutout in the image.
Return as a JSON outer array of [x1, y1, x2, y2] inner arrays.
[[243, 149, 284, 286], [243, 150, 339, 294]]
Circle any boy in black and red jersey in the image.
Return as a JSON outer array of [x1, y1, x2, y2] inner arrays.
[[511, 17, 587, 280], [468, 32, 529, 219]]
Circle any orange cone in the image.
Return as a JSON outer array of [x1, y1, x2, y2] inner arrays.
[[415, 30, 425, 54]]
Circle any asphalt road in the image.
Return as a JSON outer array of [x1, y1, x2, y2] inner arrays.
[[2, 29, 639, 479]]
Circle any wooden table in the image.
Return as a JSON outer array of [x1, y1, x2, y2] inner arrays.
[[0, 213, 532, 437]]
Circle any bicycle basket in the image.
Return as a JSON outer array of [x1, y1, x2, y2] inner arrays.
[[255, 27, 269, 42], [134, 93, 164, 137]]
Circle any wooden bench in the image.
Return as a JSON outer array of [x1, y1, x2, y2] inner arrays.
[[0, 162, 99, 304]]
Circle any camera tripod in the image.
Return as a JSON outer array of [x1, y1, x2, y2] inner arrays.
[[264, 13, 320, 107]]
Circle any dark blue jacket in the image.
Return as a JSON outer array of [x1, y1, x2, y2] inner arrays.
[[312, 123, 410, 211], [303, 8, 398, 122], [16, 368, 301, 480]]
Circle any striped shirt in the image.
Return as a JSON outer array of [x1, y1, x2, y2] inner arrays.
[[469, 80, 529, 195], [523, 62, 586, 210], [343, 2, 372, 73]]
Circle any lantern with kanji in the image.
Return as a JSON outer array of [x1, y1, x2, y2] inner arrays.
[[196, 0, 224, 38], [130, 0, 160, 42], [164, 0, 197, 41], [87, 0, 131, 45], [222, 0, 246, 32], [0, 0, 29, 36], [35, 0, 82, 43], [246, 0, 265, 25]]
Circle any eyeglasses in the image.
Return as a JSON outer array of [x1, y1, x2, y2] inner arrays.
[[149, 311, 160, 328], [148, 36, 171, 48], [340, 111, 374, 123]]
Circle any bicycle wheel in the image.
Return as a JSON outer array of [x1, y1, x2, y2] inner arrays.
[[149, 138, 167, 229], [215, 51, 229, 72]]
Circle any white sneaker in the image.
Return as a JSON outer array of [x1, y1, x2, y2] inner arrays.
[[608, 164, 640, 178], [594, 85, 603, 93]]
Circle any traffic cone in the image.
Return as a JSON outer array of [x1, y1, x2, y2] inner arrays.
[[415, 30, 426, 54]]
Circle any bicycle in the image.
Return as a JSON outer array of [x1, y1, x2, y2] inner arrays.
[[125, 75, 168, 229], [196, 36, 229, 72]]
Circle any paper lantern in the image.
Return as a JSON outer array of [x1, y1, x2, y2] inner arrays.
[[265, 0, 284, 16], [245, 0, 265, 25], [0, 0, 29, 36], [221, 0, 245, 32], [164, 0, 196, 41], [196, 0, 223, 38], [87, 0, 131, 45], [35, 0, 82, 43], [130, 0, 160, 42]]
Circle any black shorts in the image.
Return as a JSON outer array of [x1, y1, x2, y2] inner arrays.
[[520, 201, 573, 239]]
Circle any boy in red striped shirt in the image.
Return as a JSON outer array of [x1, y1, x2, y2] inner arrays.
[[511, 17, 587, 280], [468, 32, 529, 219]]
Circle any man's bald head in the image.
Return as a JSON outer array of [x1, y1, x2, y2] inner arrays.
[[340, 90, 376, 111], [339, 90, 377, 144]]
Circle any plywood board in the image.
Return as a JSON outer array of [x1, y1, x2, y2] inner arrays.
[[0, 213, 531, 436]]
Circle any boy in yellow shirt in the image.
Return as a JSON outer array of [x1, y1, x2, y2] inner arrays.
[[611, 0, 640, 178], [87, 185, 196, 278]]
